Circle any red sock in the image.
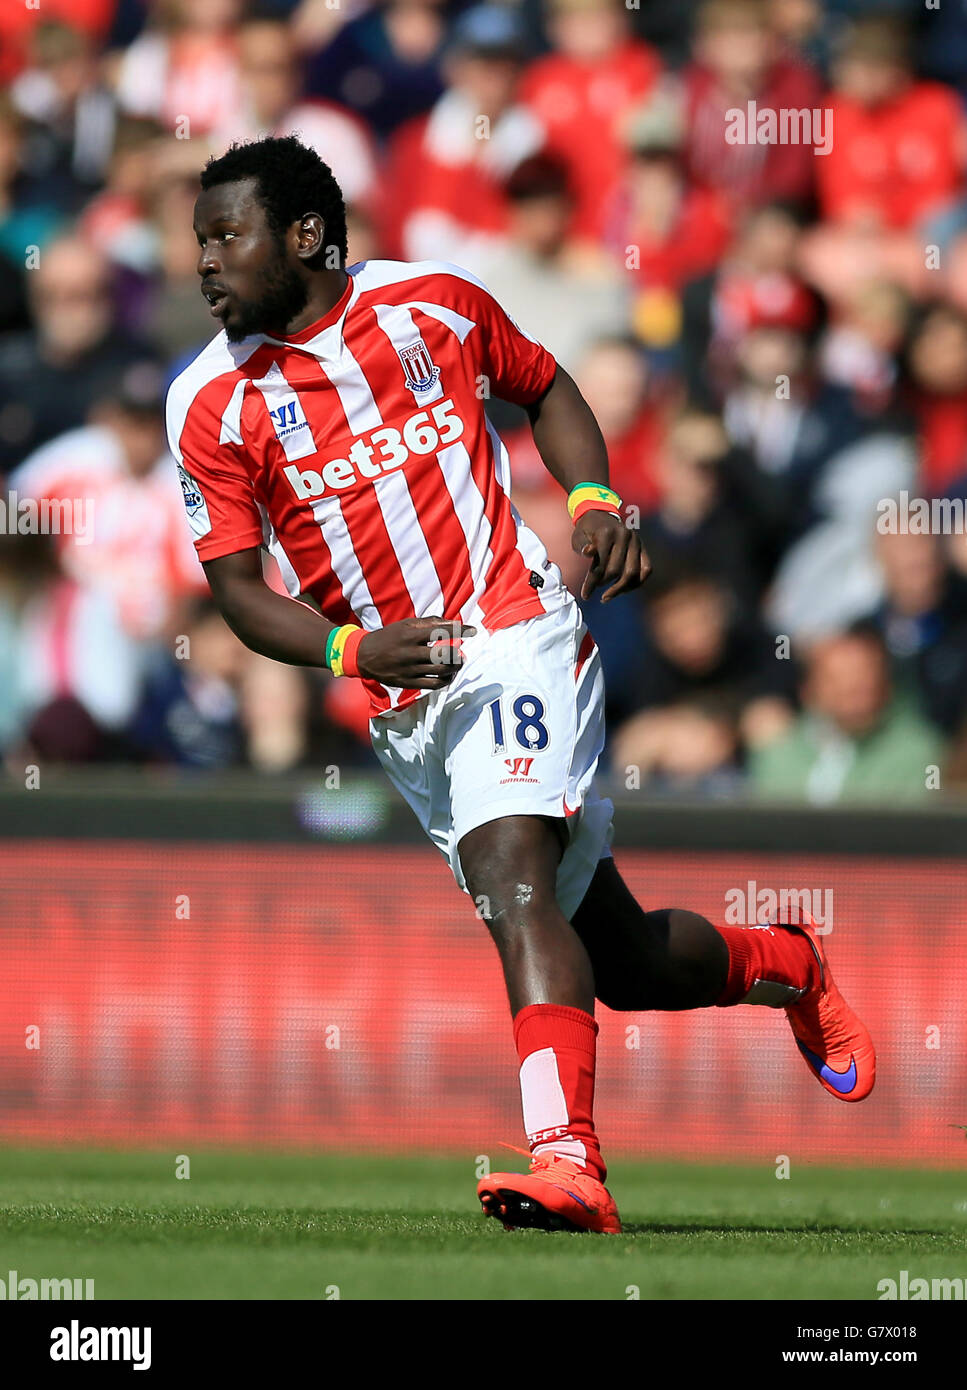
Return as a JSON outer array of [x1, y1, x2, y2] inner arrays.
[[715, 923, 820, 1006], [514, 1003, 606, 1183]]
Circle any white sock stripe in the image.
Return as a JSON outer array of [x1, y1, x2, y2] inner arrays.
[[519, 1046, 569, 1140]]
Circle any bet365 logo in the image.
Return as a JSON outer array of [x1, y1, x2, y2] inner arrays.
[[284, 399, 464, 499]]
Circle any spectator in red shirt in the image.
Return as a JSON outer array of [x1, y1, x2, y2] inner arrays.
[[0, 0, 116, 84], [573, 335, 668, 513], [681, 198, 812, 406], [602, 92, 732, 346], [114, 0, 244, 138], [9, 361, 204, 645], [818, 17, 966, 232], [682, 0, 823, 209], [519, 0, 661, 241], [378, 4, 544, 262], [506, 336, 667, 602], [463, 153, 632, 374], [210, 13, 378, 214], [6, 363, 206, 750]]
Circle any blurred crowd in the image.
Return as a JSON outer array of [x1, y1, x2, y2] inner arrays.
[[3, 0, 967, 803]]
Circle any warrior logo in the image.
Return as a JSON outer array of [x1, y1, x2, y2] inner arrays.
[[398, 338, 441, 395], [268, 397, 310, 441], [503, 757, 535, 778]]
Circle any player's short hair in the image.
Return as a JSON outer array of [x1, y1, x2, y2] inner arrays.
[[200, 135, 349, 268]]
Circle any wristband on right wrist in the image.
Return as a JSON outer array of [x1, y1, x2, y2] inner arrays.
[[326, 623, 364, 678]]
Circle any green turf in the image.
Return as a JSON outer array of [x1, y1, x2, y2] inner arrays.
[[0, 1148, 964, 1300]]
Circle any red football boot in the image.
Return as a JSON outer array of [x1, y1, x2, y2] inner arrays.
[[781, 912, 876, 1102], [478, 1152, 622, 1233]]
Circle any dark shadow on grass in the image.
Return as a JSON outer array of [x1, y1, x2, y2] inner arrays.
[[618, 1223, 938, 1237]]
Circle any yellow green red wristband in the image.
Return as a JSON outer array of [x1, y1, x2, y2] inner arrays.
[[571, 497, 623, 525], [338, 628, 365, 677], [327, 623, 364, 678], [567, 482, 622, 523]]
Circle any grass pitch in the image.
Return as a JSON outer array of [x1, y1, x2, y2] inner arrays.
[[0, 1148, 964, 1300]]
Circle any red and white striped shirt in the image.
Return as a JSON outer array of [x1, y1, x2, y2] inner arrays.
[[165, 259, 567, 717]]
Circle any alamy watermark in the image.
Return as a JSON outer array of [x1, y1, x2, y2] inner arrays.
[[725, 102, 833, 156], [876, 492, 966, 535], [877, 1270, 966, 1300], [724, 880, 832, 934], [0, 1269, 94, 1299], [50, 1321, 151, 1371], [0, 491, 94, 545]]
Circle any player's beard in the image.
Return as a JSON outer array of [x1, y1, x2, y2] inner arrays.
[[225, 250, 310, 344]]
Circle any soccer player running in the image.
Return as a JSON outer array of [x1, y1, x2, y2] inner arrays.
[[167, 137, 875, 1235]]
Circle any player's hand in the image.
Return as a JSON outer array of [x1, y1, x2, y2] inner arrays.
[[572, 511, 652, 602], [355, 617, 477, 689]]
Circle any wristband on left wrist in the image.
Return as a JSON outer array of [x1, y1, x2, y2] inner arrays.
[[567, 481, 622, 524]]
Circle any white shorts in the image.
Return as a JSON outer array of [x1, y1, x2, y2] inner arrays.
[[369, 599, 614, 920]]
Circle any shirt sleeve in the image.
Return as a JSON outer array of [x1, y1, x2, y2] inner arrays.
[[165, 374, 265, 563], [438, 264, 558, 406]]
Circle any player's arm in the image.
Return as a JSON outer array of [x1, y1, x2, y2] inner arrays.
[[203, 546, 472, 688], [459, 268, 651, 603], [525, 366, 651, 603]]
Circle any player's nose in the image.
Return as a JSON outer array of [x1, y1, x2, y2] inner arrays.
[[196, 244, 221, 278]]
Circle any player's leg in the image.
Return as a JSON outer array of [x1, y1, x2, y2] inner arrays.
[[569, 856, 809, 1011], [570, 857, 875, 1101], [458, 812, 620, 1233], [440, 602, 630, 1230], [458, 813, 592, 1015], [370, 610, 621, 1229]]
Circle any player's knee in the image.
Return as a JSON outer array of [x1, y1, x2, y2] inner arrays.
[[593, 970, 680, 1012], [593, 978, 641, 1011], [471, 878, 555, 939], [579, 908, 699, 1011]]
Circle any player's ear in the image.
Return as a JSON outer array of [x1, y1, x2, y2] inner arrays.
[[296, 213, 325, 260]]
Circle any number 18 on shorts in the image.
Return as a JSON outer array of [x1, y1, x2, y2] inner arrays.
[[370, 599, 615, 919]]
